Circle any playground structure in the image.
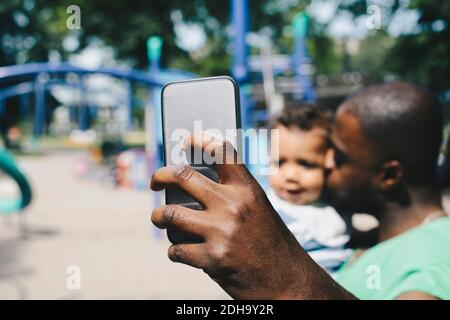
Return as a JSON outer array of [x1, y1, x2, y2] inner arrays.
[[231, 0, 316, 128], [0, 0, 315, 188], [0, 2, 316, 147], [0, 1, 318, 218]]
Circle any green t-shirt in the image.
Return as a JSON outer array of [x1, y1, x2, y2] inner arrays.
[[335, 217, 450, 300]]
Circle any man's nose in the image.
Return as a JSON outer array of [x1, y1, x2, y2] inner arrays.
[[324, 148, 335, 170]]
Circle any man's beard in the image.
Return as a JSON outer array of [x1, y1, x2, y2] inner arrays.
[[322, 182, 385, 218]]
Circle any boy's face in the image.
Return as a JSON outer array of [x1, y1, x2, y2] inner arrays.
[[269, 125, 328, 205]]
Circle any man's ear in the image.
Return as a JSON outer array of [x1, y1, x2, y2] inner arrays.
[[376, 160, 404, 191]]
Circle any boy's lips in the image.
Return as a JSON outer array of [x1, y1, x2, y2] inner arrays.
[[285, 189, 303, 195]]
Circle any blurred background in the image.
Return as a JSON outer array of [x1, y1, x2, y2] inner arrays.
[[0, 0, 449, 299]]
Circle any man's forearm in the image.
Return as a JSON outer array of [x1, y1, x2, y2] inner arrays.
[[256, 244, 357, 300]]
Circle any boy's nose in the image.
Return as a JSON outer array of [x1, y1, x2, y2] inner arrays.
[[283, 165, 300, 182]]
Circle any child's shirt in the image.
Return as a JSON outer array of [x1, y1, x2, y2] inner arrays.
[[267, 188, 352, 275]]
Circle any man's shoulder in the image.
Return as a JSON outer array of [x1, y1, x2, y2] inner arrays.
[[390, 217, 450, 264], [357, 218, 450, 269], [406, 217, 450, 245]]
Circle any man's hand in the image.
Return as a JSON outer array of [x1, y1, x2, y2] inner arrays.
[[150, 133, 354, 299]]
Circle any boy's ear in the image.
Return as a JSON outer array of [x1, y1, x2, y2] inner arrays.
[[376, 160, 404, 191]]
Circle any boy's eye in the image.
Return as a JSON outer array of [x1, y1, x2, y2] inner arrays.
[[272, 159, 285, 167], [297, 160, 319, 169]]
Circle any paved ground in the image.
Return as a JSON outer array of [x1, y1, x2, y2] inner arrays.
[[0, 151, 228, 299]]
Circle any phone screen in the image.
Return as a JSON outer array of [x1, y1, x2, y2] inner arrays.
[[161, 76, 241, 243]]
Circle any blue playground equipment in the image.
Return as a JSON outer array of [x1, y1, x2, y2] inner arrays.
[[0, 1, 318, 233], [0, 37, 196, 219], [231, 0, 316, 131], [0, 61, 195, 135], [292, 11, 317, 102], [0, 0, 316, 155], [0, 1, 316, 186], [230, 0, 316, 179]]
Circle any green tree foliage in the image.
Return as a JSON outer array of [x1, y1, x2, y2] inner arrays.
[[385, 1, 450, 93], [1, 0, 448, 93], [1, 1, 296, 72], [339, 0, 450, 93]]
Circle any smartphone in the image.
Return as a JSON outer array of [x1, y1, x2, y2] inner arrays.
[[161, 76, 241, 244]]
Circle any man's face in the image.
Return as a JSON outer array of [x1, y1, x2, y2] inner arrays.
[[324, 110, 383, 215]]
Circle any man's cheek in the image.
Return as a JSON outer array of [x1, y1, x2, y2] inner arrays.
[[328, 167, 358, 192], [327, 168, 346, 189]]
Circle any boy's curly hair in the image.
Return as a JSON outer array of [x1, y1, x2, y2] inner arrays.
[[270, 102, 333, 133]]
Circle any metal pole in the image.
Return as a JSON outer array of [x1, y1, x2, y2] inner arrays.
[[147, 35, 164, 240], [231, 0, 249, 83], [0, 98, 4, 119], [292, 12, 316, 102], [19, 93, 28, 119], [33, 74, 45, 137], [147, 36, 162, 74], [147, 36, 163, 169], [126, 80, 133, 130], [0, 98, 5, 143], [231, 0, 250, 130], [78, 75, 89, 131]]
